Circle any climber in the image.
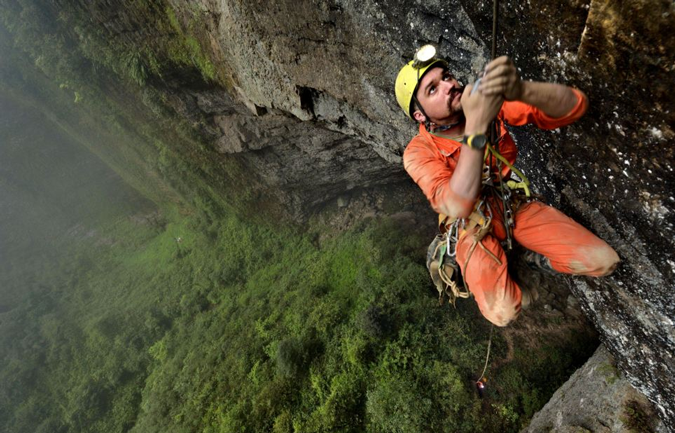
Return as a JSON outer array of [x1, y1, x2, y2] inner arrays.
[[395, 46, 620, 327]]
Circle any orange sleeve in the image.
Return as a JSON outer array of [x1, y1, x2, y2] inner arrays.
[[501, 88, 588, 129], [403, 136, 476, 216]]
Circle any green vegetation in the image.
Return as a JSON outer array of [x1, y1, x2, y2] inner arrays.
[[0, 202, 597, 433], [0, 0, 261, 220], [0, 0, 218, 89], [0, 92, 596, 430], [597, 361, 620, 386]]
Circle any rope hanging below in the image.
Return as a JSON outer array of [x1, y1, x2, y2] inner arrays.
[[475, 0, 500, 397]]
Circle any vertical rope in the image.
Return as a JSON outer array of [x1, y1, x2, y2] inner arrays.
[[476, 0, 500, 392], [491, 0, 498, 60], [478, 324, 494, 380], [489, 0, 513, 250], [489, 0, 499, 147]]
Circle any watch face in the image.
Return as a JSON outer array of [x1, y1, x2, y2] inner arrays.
[[470, 134, 487, 149]]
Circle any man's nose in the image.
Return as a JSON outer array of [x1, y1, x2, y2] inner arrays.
[[442, 79, 455, 94]]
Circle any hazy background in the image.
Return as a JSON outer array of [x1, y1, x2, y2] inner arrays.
[[0, 92, 155, 311]]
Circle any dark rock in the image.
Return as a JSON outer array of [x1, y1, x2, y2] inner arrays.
[[523, 345, 666, 433]]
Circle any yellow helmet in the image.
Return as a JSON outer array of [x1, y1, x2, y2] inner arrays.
[[395, 45, 448, 119]]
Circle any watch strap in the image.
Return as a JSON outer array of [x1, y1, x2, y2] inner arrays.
[[462, 133, 489, 149]]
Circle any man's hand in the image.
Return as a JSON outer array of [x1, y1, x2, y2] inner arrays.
[[444, 82, 503, 218], [479, 56, 523, 101], [478, 55, 582, 118], [461, 82, 504, 136]]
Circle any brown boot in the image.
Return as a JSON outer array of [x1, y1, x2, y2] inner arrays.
[[522, 250, 557, 275], [520, 285, 540, 309]]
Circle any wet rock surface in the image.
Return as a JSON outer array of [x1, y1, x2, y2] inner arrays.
[[459, 1, 675, 427]]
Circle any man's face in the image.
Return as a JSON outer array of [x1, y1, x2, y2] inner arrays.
[[413, 67, 464, 125]]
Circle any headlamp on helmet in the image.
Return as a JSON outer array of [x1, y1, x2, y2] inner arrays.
[[412, 44, 437, 69], [395, 45, 448, 119]]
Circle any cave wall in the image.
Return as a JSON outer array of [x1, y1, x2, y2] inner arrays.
[[150, 0, 493, 220], [2, 0, 674, 427], [456, 1, 675, 427]]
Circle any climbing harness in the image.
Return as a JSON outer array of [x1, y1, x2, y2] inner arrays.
[[429, 140, 532, 307], [426, 226, 469, 307]]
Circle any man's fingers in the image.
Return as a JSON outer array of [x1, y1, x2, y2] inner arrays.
[[479, 56, 520, 99], [480, 86, 506, 96], [483, 64, 515, 82], [480, 76, 509, 92], [485, 56, 510, 72], [482, 76, 510, 86]]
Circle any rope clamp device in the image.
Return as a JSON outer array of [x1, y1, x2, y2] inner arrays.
[[446, 221, 458, 258], [471, 77, 482, 95], [475, 378, 486, 398]]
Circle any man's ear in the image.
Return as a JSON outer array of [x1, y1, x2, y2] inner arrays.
[[412, 110, 426, 124]]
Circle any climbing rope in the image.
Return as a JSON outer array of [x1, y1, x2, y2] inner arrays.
[[430, 234, 471, 305], [475, 0, 500, 396], [475, 324, 494, 394]]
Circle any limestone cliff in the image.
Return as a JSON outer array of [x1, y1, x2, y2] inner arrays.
[[1, 0, 673, 428]]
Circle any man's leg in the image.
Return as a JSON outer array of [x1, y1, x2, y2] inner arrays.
[[456, 229, 522, 327], [513, 201, 620, 276]]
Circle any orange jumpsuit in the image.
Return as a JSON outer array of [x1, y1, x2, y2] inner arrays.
[[403, 90, 619, 326]]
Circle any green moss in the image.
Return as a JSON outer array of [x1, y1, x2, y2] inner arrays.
[[1, 0, 220, 88], [165, 4, 181, 31], [1, 1, 263, 219], [162, 5, 217, 82], [597, 361, 620, 385]]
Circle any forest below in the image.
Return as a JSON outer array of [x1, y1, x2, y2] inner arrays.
[[0, 163, 596, 433]]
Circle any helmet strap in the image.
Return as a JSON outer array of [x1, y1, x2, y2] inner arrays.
[[412, 94, 433, 131]]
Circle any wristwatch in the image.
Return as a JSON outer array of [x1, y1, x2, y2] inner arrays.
[[462, 133, 489, 150]]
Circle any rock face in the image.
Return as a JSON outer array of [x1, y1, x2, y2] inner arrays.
[[143, 0, 493, 218], [455, 1, 675, 427], [523, 345, 666, 433], [2, 0, 674, 428], [165, 0, 493, 220]]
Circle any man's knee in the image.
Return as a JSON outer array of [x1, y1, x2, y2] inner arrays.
[[488, 314, 516, 327], [480, 298, 520, 327], [597, 245, 620, 276], [570, 244, 620, 277]]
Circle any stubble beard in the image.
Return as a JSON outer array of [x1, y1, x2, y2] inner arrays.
[[446, 89, 465, 124]]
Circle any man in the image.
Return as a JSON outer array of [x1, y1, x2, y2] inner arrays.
[[395, 48, 620, 327]]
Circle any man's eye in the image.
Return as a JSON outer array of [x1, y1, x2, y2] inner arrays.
[[429, 86, 436, 94], [443, 73, 452, 81]]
